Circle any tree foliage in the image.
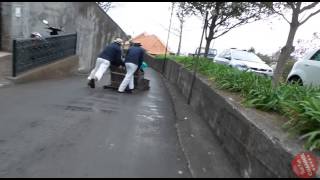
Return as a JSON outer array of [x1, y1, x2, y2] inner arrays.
[[181, 2, 273, 57], [293, 32, 320, 59], [248, 47, 256, 53], [266, 2, 320, 87]]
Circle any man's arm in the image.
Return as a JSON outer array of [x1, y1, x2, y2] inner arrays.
[[116, 46, 122, 62], [138, 49, 145, 69]]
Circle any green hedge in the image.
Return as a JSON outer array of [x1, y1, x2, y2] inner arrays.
[[156, 55, 320, 151]]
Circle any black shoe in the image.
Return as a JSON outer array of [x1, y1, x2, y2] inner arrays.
[[88, 79, 95, 88], [117, 89, 133, 94], [125, 89, 133, 93]]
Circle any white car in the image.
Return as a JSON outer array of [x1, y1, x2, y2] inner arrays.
[[287, 49, 320, 86], [214, 48, 273, 77]]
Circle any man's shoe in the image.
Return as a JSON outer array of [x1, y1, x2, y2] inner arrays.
[[88, 79, 95, 88], [125, 89, 133, 94]]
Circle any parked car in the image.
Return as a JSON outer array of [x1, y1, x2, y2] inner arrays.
[[287, 49, 320, 86], [192, 47, 217, 60], [214, 48, 273, 77]]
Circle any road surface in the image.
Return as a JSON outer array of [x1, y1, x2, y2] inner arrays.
[[0, 68, 239, 178]]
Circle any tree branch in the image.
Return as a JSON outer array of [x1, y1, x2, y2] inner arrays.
[[272, 7, 291, 24], [213, 19, 247, 39], [212, 12, 260, 39], [300, 2, 318, 13], [299, 8, 320, 25], [213, 27, 234, 39], [287, 2, 296, 10], [215, 15, 230, 27], [296, 2, 302, 10]]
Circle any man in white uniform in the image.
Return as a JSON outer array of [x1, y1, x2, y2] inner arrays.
[[118, 41, 145, 93], [87, 38, 124, 88]]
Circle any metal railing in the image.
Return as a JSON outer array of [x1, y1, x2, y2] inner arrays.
[[12, 33, 77, 77]]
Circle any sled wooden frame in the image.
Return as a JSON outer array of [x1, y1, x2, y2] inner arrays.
[[104, 65, 150, 91]]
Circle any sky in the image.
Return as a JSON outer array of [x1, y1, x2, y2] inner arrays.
[[108, 2, 320, 56]]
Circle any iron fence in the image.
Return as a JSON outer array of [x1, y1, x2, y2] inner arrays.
[[12, 33, 77, 77]]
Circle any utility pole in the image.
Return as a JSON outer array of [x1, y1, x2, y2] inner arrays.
[[187, 11, 208, 104], [162, 2, 174, 74]]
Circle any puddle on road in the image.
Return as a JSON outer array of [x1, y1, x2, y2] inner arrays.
[[136, 114, 164, 122], [147, 95, 164, 102]]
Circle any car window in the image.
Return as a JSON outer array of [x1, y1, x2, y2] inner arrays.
[[310, 50, 320, 61], [231, 50, 263, 62], [198, 48, 216, 55], [208, 49, 217, 55]]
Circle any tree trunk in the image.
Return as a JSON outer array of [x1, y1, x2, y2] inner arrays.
[[204, 17, 215, 58], [272, 14, 299, 87], [177, 21, 183, 56], [204, 38, 213, 58], [203, 3, 221, 58]]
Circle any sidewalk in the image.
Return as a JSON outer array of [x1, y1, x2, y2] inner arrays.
[[162, 74, 240, 178]]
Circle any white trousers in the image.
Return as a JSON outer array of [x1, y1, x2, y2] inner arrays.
[[87, 58, 110, 81], [118, 63, 138, 92]]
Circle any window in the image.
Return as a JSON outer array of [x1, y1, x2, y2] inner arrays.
[[231, 50, 263, 63], [208, 49, 217, 55], [310, 50, 320, 61], [197, 48, 217, 56]]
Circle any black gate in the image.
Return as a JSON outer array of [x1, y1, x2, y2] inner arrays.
[[12, 33, 77, 77]]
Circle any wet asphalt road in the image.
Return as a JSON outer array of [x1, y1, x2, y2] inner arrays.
[[0, 69, 191, 178]]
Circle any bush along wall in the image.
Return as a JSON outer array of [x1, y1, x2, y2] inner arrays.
[[156, 55, 320, 151]]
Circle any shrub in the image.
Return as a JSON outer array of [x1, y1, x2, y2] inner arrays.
[[156, 55, 320, 151]]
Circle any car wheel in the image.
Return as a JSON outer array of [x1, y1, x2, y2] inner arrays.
[[288, 76, 303, 86]]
